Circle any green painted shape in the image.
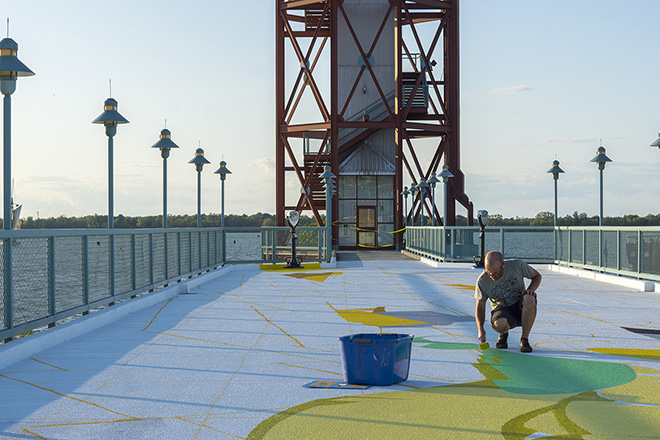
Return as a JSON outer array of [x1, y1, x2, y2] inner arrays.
[[415, 340, 637, 395], [413, 337, 478, 350], [478, 348, 636, 395]]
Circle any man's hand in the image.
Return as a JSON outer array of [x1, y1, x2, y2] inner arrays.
[[478, 328, 486, 342]]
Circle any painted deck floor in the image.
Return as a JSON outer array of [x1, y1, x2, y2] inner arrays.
[[1, 256, 659, 439]]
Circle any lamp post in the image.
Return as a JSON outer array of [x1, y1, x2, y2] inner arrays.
[[417, 179, 429, 226], [0, 37, 34, 230], [401, 186, 410, 227], [409, 183, 418, 225], [590, 145, 612, 227], [320, 165, 336, 262], [214, 160, 231, 262], [92, 97, 129, 229], [152, 128, 179, 228], [546, 159, 565, 227], [438, 165, 454, 226], [428, 172, 440, 226], [189, 148, 210, 229]]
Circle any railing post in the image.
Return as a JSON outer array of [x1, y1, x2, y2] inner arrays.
[[500, 229, 504, 255], [616, 229, 620, 271], [568, 228, 572, 265], [164, 231, 169, 280], [598, 228, 602, 270], [83, 235, 89, 307], [149, 233, 154, 285], [177, 232, 182, 276], [131, 234, 136, 291], [189, 231, 193, 273], [110, 233, 115, 302], [48, 236, 56, 327], [450, 228, 455, 261], [582, 229, 586, 266], [638, 230, 642, 274]]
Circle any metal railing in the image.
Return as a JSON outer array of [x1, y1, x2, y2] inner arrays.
[[555, 226, 660, 281], [405, 225, 660, 282], [1, 226, 329, 342], [405, 226, 555, 263]]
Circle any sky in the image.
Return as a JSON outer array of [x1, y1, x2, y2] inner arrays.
[[2, 0, 660, 220]]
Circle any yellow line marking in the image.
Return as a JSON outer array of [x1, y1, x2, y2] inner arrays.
[[0, 374, 133, 419], [34, 418, 140, 428], [546, 308, 612, 324], [175, 416, 247, 439], [142, 297, 175, 331], [29, 358, 68, 371], [275, 363, 342, 376], [21, 428, 47, 439], [250, 306, 305, 348]]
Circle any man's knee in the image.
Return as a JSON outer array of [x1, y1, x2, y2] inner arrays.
[[491, 318, 509, 333], [522, 294, 537, 311]]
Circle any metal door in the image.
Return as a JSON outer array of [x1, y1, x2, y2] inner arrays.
[[357, 206, 376, 247]]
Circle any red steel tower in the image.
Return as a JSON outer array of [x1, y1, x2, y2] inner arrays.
[[276, 0, 473, 249]]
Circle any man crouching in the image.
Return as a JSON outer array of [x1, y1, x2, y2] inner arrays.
[[475, 251, 541, 353]]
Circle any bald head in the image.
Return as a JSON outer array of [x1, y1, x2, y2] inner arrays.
[[485, 251, 505, 280]]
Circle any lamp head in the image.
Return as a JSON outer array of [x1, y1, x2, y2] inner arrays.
[[427, 172, 440, 187], [189, 147, 211, 172], [92, 98, 129, 134], [319, 165, 336, 180], [590, 146, 612, 171], [214, 160, 232, 181], [401, 186, 409, 198], [650, 130, 660, 148], [546, 159, 565, 180], [0, 37, 34, 95], [409, 183, 418, 195], [152, 128, 180, 159], [438, 164, 454, 184]]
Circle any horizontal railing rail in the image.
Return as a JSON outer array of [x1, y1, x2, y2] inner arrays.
[[1, 225, 329, 343], [405, 225, 660, 282], [554, 226, 660, 282], [405, 226, 555, 264]]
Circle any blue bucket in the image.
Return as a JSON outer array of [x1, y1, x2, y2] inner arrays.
[[338, 333, 413, 385]]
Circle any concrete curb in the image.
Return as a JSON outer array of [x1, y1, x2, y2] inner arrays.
[[0, 266, 233, 370], [546, 265, 659, 293]]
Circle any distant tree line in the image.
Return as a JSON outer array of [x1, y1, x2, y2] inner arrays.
[[10, 211, 660, 229], [460, 211, 660, 227], [17, 212, 322, 229]]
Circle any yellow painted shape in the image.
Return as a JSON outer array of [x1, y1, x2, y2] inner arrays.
[[260, 263, 322, 271], [565, 392, 660, 439], [598, 371, 660, 405], [587, 347, 660, 361], [445, 283, 474, 291], [334, 309, 426, 327], [248, 379, 659, 440], [473, 362, 508, 380], [283, 272, 342, 282], [632, 365, 660, 375]]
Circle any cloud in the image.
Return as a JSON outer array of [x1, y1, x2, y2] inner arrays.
[[490, 85, 534, 95], [251, 157, 275, 177]]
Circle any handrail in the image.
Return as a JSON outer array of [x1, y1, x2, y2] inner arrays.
[[1, 225, 329, 343]]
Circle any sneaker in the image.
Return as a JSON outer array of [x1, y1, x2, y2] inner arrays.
[[496, 332, 508, 349], [520, 338, 533, 353]]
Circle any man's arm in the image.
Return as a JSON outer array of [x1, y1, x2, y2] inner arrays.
[[524, 268, 542, 294], [475, 299, 487, 342]]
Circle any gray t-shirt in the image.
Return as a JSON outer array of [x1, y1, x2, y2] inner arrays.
[[474, 259, 535, 310]]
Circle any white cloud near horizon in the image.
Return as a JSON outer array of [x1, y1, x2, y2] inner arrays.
[[490, 85, 534, 95]]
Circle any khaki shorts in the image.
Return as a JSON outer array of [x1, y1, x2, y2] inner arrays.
[[490, 292, 537, 329]]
